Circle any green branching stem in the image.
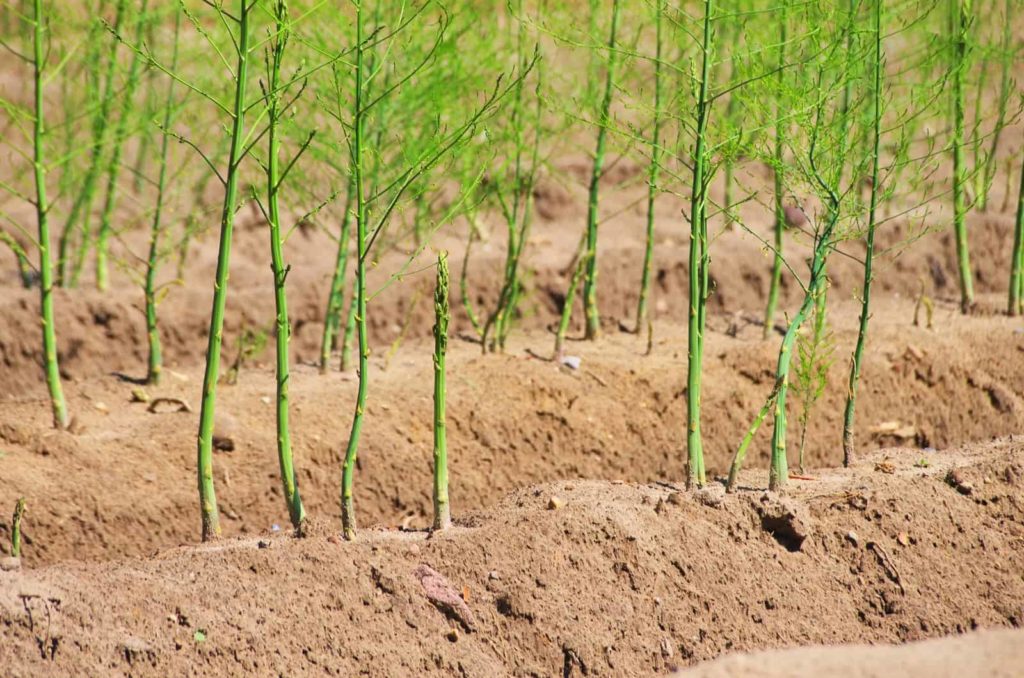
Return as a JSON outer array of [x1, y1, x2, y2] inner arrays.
[[58, 0, 128, 288], [32, 0, 69, 430], [635, 0, 663, 338], [763, 0, 788, 339], [197, 0, 253, 542], [144, 8, 182, 386], [951, 0, 974, 313], [320, 174, 356, 373], [842, 0, 884, 467], [266, 0, 305, 532], [341, 1, 368, 541], [581, 0, 620, 340], [686, 0, 714, 489], [96, 0, 149, 291]]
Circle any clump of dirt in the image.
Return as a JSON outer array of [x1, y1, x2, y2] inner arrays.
[[1, 443, 1021, 677]]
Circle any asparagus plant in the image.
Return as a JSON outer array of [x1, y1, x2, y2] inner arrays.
[[31, 0, 70, 428], [633, 0, 665, 340], [143, 7, 183, 386], [432, 251, 451, 530], [10, 498, 26, 559], [685, 0, 715, 488], [842, 0, 885, 466], [259, 0, 307, 532], [580, 0, 621, 340], [95, 0, 149, 291], [950, 0, 974, 313], [58, 0, 128, 288], [762, 0, 788, 339], [1010, 153, 1024, 316]]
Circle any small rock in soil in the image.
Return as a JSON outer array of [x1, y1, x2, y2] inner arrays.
[[0, 556, 21, 571], [946, 469, 974, 495], [696, 484, 725, 508], [213, 414, 237, 452], [547, 496, 566, 510], [413, 564, 475, 632]]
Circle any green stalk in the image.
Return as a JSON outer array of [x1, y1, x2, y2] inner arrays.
[[581, 0, 621, 340], [842, 0, 884, 468], [265, 0, 305, 532], [951, 0, 974, 313], [320, 174, 356, 373], [196, 0, 253, 542], [60, 0, 128, 288], [432, 252, 451, 530], [763, 0, 788, 339], [0, 232, 32, 288], [32, 0, 69, 430], [144, 9, 182, 386], [976, 0, 1013, 212], [340, 282, 358, 372], [727, 377, 782, 491], [635, 0, 664, 335], [1010, 153, 1024, 316], [769, 193, 841, 490], [483, 0, 540, 353], [554, 243, 588, 360], [686, 0, 715, 488], [10, 498, 25, 558], [341, 2, 368, 541], [95, 0, 150, 291]]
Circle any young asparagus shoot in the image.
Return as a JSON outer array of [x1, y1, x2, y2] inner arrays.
[[432, 251, 451, 530], [10, 498, 26, 559]]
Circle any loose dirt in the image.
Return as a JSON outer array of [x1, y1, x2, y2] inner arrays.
[[1, 442, 1022, 676]]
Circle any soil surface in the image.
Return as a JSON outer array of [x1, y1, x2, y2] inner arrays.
[[2, 442, 1023, 676], [2, 134, 1023, 676]]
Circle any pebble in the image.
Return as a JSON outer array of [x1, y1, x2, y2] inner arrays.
[[547, 496, 565, 510], [846, 530, 860, 546], [560, 355, 582, 370]]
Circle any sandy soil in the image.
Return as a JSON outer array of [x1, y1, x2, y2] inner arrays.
[[1, 143, 1023, 674], [1, 441, 1022, 676], [674, 629, 1024, 678]]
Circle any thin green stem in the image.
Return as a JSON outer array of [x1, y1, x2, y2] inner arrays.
[[581, 0, 620, 340], [196, 0, 253, 542], [842, 0, 884, 468], [432, 252, 451, 530], [32, 0, 69, 430]]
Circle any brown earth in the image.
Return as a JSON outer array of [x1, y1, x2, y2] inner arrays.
[[1, 145, 1023, 676], [675, 629, 1024, 678], [0, 298, 1022, 567], [1, 442, 1022, 677], [2, 156, 1023, 396]]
